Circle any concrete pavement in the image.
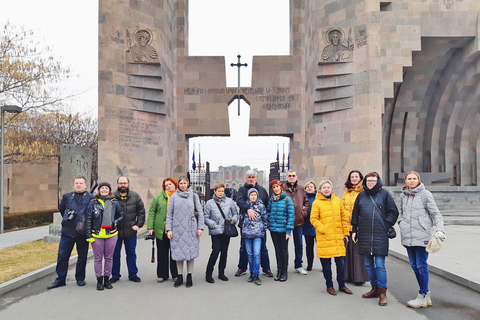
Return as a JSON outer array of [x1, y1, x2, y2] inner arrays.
[[1, 228, 429, 320], [0, 224, 479, 319]]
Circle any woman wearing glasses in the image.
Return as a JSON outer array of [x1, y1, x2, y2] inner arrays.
[[351, 172, 399, 306]]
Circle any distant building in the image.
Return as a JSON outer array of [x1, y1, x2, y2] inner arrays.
[[210, 165, 265, 190]]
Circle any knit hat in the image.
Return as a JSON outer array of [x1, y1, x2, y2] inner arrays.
[[269, 180, 283, 189], [98, 181, 112, 191], [247, 188, 258, 198]]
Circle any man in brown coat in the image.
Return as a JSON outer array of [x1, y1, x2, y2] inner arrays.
[[285, 170, 309, 275]]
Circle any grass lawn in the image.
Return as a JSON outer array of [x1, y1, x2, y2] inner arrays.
[[0, 240, 78, 284]]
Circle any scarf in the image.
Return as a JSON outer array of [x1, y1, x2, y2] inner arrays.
[[98, 196, 112, 227], [165, 189, 176, 208]]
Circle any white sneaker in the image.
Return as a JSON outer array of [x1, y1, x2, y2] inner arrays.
[[406, 293, 428, 308], [426, 291, 432, 307], [295, 267, 307, 275]]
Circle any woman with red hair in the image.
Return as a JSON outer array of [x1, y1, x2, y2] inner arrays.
[[147, 177, 179, 283]]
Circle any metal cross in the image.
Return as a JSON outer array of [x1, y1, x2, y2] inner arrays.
[[230, 55, 248, 116]]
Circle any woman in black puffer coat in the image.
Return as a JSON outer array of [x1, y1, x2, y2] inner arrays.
[[351, 172, 398, 306]]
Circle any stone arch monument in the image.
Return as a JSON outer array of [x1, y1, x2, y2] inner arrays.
[[99, 0, 480, 206]]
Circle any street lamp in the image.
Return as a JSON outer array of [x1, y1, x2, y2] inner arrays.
[[1, 105, 22, 234]]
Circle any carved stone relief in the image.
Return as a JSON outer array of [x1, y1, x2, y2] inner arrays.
[[126, 29, 160, 64], [320, 28, 354, 63]]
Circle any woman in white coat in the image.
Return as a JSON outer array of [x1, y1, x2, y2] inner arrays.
[[398, 171, 446, 308]]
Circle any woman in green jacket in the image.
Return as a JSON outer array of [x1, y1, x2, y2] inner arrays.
[[147, 177, 179, 283]]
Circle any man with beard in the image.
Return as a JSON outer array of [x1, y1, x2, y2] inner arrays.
[[48, 176, 94, 289], [235, 170, 273, 278], [111, 176, 145, 283], [285, 169, 309, 275]]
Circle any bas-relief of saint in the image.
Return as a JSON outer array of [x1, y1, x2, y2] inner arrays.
[[126, 29, 159, 64], [321, 28, 354, 63]]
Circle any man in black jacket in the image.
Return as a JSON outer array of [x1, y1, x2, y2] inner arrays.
[[235, 169, 273, 278], [111, 176, 145, 283], [47, 176, 94, 289]]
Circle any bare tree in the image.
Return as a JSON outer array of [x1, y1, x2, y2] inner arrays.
[[0, 21, 73, 112], [4, 110, 98, 180]]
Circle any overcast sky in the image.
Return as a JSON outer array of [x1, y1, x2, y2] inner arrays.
[[1, 0, 291, 175]]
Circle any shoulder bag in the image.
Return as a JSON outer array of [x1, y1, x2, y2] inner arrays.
[[369, 194, 396, 239], [215, 202, 238, 237]]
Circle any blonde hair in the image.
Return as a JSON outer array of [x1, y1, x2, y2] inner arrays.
[[214, 182, 225, 191], [318, 180, 333, 190], [304, 180, 317, 190]]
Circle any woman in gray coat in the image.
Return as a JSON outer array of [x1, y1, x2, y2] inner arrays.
[[204, 182, 238, 283], [399, 171, 446, 309], [166, 176, 204, 288]]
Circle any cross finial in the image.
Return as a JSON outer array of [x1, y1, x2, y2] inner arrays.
[[230, 55, 248, 116]]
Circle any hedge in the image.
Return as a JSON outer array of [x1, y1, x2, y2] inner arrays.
[[4, 209, 56, 230]]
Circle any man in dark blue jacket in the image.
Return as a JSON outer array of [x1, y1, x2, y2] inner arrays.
[[47, 176, 94, 289], [235, 170, 273, 277]]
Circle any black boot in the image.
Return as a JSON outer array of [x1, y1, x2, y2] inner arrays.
[[206, 273, 215, 283], [186, 273, 193, 288], [96, 277, 104, 291], [104, 276, 113, 289], [218, 273, 229, 281], [174, 274, 183, 287]]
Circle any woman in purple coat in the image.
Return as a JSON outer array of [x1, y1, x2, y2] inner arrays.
[[166, 176, 204, 288]]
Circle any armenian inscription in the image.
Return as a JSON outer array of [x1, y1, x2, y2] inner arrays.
[[183, 87, 295, 110], [355, 26, 368, 49], [118, 114, 165, 149]]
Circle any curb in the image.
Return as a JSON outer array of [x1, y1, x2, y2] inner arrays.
[[0, 250, 94, 296], [0, 229, 148, 295], [388, 249, 480, 293]]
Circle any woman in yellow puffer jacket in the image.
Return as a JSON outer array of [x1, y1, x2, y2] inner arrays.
[[342, 170, 369, 285], [310, 180, 351, 296]]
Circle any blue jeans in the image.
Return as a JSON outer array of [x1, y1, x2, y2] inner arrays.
[[293, 225, 303, 268], [406, 246, 429, 295], [238, 233, 270, 272], [112, 236, 138, 279], [320, 257, 345, 288], [245, 238, 262, 276], [55, 235, 89, 284], [364, 255, 387, 288]]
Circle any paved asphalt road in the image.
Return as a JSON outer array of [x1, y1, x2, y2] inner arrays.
[[1, 232, 479, 320]]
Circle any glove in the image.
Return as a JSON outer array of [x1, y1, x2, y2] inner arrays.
[[385, 222, 393, 230], [435, 231, 446, 242], [87, 237, 95, 243]]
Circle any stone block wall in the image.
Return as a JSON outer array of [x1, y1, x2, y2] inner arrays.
[[98, 0, 184, 205], [4, 163, 58, 214]]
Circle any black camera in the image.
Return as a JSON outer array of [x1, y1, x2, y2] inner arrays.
[[67, 210, 77, 221], [144, 233, 155, 240]]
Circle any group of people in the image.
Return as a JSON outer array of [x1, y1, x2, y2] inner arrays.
[[48, 169, 446, 309], [48, 176, 145, 291]]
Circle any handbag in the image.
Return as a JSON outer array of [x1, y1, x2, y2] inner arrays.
[[75, 218, 87, 235], [215, 202, 238, 237], [426, 236, 441, 253], [369, 195, 396, 239]]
